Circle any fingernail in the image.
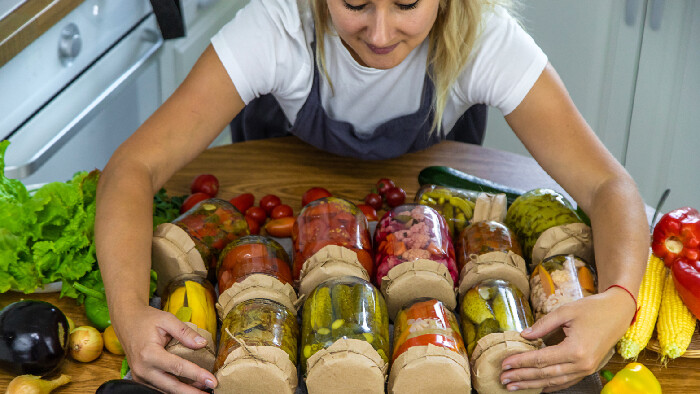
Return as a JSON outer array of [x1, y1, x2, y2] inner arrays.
[[205, 379, 216, 389], [194, 336, 207, 345], [502, 379, 511, 385], [503, 364, 512, 371], [509, 386, 519, 391], [522, 328, 532, 335]]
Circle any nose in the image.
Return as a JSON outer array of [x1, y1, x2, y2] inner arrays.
[[366, 9, 393, 47]]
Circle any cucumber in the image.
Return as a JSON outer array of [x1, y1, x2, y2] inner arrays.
[[418, 166, 524, 205]]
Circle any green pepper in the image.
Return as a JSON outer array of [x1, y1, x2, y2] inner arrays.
[[601, 363, 661, 394], [73, 282, 111, 330]]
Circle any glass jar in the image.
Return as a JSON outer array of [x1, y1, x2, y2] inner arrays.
[[172, 198, 249, 273], [530, 255, 596, 320], [374, 204, 457, 285], [213, 298, 298, 373], [456, 221, 522, 273], [217, 235, 292, 293], [300, 276, 390, 373], [460, 279, 534, 356], [393, 298, 466, 361], [292, 197, 373, 279], [162, 274, 218, 338], [415, 185, 478, 238]]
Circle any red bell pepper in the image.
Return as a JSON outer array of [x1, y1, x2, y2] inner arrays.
[[671, 258, 700, 319], [652, 207, 700, 267]]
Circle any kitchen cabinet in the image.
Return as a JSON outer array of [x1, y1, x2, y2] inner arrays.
[[482, 0, 700, 209]]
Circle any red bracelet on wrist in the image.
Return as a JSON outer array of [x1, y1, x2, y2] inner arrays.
[[606, 284, 639, 325]]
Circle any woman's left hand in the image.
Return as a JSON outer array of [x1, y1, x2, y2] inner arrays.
[[500, 287, 636, 392]]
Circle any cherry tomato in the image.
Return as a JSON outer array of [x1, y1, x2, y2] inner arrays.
[[364, 193, 383, 210], [265, 217, 296, 238], [245, 206, 267, 225], [271, 204, 293, 219], [302, 187, 332, 207], [375, 178, 395, 197], [229, 193, 254, 213], [385, 186, 406, 208], [190, 174, 219, 197], [180, 193, 210, 214], [357, 204, 378, 221], [260, 194, 282, 215], [245, 216, 260, 235]]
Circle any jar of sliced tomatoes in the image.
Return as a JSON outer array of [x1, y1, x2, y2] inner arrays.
[[172, 198, 249, 274], [217, 235, 292, 293], [292, 197, 373, 279]]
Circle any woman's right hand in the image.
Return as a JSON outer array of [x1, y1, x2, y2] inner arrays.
[[113, 304, 217, 393]]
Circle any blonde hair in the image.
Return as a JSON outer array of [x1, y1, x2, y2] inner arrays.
[[310, 0, 514, 134]]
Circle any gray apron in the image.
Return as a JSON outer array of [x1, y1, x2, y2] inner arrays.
[[230, 44, 487, 160]]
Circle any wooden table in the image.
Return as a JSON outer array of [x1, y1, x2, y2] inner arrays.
[[0, 136, 693, 392]]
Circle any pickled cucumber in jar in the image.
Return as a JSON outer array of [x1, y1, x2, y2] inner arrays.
[[217, 235, 292, 293], [460, 279, 533, 356], [292, 197, 373, 279], [300, 276, 390, 374], [530, 255, 596, 320], [162, 274, 218, 338], [456, 221, 522, 273], [416, 184, 477, 238]]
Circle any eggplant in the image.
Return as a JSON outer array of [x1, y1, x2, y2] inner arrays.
[[0, 300, 69, 375], [96, 380, 164, 393]]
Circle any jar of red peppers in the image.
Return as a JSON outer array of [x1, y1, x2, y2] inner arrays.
[[214, 298, 299, 393], [292, 197, 373, 294], [161, 274, 218, 372], [456, 221, 529, 299], [374, 204, 458, 318], [388, 298, 471, 393], [301, 276, 390, 394]]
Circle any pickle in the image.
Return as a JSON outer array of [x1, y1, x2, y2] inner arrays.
[[492, 292, 517, 331], [462, 319, 476, 348], [462, 288, 496, 324], [333, 284, 354, 322], [475, 318, 501, 343], [311, 287, 333, 331]]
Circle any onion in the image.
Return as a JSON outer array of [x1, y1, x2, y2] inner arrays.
[[69, 326, 103, 363]]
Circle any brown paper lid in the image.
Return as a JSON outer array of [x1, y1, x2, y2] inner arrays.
[[388, 344, 471, 394], [298, 245, 369, 297], [531, 223, 593, 268], [306, 338, 387, 394], [380, 259, 457, 320], [458, 251, 529, 298], [215, 342, 297, 394], [152, 223, 207, 295], [216, 274, 297, 319], [471, 332, 543, 394], [472, 193, 508, 223], [165, 322, 216, 372]]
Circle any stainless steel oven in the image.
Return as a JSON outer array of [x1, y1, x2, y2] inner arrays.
[[1, 0, 163, 184]]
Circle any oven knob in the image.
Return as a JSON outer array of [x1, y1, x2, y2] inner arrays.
[[58, 23, 82, 67]]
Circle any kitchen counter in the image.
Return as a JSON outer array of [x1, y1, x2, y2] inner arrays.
[[0, 136, 693, 392], [0, 0, 83, 67]]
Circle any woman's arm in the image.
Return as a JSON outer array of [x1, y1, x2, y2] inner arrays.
[[95, 45, 245, 393], [499, 63, 648, 392]]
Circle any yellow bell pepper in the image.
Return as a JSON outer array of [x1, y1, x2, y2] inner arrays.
[[601, 363, 661, 394]]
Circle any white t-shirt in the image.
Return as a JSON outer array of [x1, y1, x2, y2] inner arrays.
[[211, 0, 547, 136]]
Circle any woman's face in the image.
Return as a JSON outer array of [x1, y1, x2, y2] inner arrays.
[[327, 0, 440, 69]]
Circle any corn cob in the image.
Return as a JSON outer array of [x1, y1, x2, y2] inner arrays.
[[617, 253, 666, 359], [657, 272, 697, 360]]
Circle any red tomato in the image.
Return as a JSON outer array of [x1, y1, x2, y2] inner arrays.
[[357, 204, 378, 221], [190, 174, 219, 197], [375, 178, 395, 197], [265, 217, 296, 238], [180, 193, 210, 214], [385, 186, 406, 208], [364, 193, 382, 210], [245, 206, 267, 225], [245, 216, 260, 235], [259, 194, 282, 215], [302, 187, 332, 207], [271, 204, 293, 219], [229, 193, 254, 213]]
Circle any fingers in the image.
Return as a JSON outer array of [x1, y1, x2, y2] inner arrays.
[[520, 305, 572, 340], [502, 342, 577, 371], [161, 312, 208, 350], [500, 363, 578, 385], [142, 346, 217, 389], [508, 374, 585, 392], [136, 370, 210, 394]]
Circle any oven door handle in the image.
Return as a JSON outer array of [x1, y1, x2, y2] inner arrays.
[[4, 24, 163, 179]]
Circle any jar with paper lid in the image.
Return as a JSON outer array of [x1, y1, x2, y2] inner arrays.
[[456, 221, 522, 272], [460, 279, 539, 394], [389, 298, 471, 393], [530, 254, 596, 321], [217, 235, 293, 292], [301, 276, 390, 394], [415, 184, 477, 238], [292, 197, 373, 281], [214, 298, 299, 393], [161, 274, 218, 372]]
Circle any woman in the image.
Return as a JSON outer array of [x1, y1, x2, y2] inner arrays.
[[95, 0, 648, 392]]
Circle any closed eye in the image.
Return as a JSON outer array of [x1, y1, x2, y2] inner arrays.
[[398, 0, 420, 10], [343, 1, 366, 11]]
